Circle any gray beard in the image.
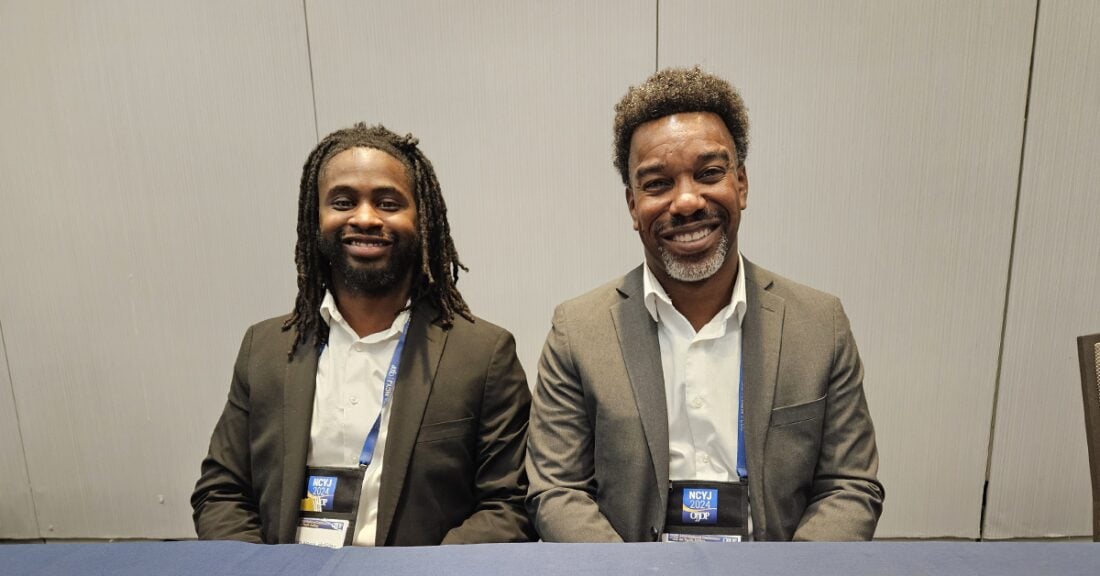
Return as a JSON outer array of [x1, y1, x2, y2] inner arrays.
[[658, 230, 730, 282]]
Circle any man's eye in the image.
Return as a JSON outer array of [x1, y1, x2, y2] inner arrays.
[[698, 167, 726, 181], [378, 200, 401, 211], [332, 199, 354, 210], [641, 180, 670, 193]]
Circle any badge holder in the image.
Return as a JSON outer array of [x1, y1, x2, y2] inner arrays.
[[662, 480, 750, 542], [295, 466, 366, 548], [295, 315, 409, 548]]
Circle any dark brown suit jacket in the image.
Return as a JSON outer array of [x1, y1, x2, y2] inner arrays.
[[191, 303, 534, 545]]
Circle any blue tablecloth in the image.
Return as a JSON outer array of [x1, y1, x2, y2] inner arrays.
[[2, 541, 1098, 576]]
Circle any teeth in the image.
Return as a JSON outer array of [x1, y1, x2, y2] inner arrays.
[[670, 228, 713, 242], [349, 239, 385, 246]]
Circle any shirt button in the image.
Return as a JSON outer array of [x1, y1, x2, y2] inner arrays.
[[349, 395, 359, 405], [691, 396, 704, 409], [699, 453, 710, 464]]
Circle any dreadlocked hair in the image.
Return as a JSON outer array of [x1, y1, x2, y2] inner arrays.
[[283, 122, 471, 358]]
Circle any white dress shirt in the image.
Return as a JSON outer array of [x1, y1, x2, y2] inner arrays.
[[307, 290, 410, 546], [643, 253, 747, 483]]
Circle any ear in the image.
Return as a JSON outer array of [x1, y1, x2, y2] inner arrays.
[[735, 164, 748, 210], [625, 186, 640, 231]]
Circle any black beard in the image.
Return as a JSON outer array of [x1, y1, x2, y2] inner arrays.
[[317, 230, 420, 296]]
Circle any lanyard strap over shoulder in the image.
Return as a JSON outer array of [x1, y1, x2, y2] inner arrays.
[[358, 314, 411, 467], [737, 361, 747, 480]]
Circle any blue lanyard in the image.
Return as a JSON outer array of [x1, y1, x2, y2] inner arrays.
[[737, 361, 747, 480], [357, 315, 411, 468]]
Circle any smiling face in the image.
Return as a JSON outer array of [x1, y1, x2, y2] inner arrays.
[[316, 147, 420, 296], [626, 112, 748, 287]]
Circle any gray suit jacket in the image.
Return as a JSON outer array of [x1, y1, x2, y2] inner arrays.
[[192, 302, 535, 545], [526, 260, 883, 541]]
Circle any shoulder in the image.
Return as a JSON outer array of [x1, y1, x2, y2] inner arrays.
[[431, 312, 528, 387], [745, 259, 841, 310], [744, 260, 852, 344], [246, 314, 294, 334], [235, 314, 300, 359], [419, 302, 520, 364], [442, 311, 514, 345], [242, 313, 296, 340], [553, 267, 640, 319]]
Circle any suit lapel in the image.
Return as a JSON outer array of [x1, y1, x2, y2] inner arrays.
[[279, 335, 320, 542], [375, 303, 445, 545], [611, 268, 670, 500], [741, 260, 784, 536]]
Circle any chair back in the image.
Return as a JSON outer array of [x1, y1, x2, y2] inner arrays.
[[1079, 332, 1100, 541]]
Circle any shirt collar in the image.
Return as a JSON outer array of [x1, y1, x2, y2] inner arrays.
[[319, 290, 341, 327], [642, 252, 748, 327], [319, 290, 411, 343]]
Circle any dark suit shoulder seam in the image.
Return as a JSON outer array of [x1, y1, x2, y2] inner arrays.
[[830, 297, 841, 372], [480, 329, 509, 404], [237, 324, 257, 387], [556, 304, 579, 378]]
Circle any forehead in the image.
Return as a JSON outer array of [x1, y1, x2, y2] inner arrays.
[[319, 147, 411, 192], [628, 112, 736, 170]]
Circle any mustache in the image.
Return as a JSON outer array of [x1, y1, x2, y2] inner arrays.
[[340, 226, 396, 242], [660, 207, 727, 231]]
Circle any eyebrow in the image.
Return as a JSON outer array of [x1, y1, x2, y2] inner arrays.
[[324, 184, 404, 196], [698, 149, 732, 166], [632, 149, 734, 183], [633, 163, 666, 183]]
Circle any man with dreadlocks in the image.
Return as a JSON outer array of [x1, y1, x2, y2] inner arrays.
[[192, 123, 534, 547], [526, 67, 883, 542]]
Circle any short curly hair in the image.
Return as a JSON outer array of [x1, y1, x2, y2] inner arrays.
[[613, 66, 750, 186]]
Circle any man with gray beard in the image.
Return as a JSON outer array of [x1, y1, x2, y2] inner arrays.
[[526, 67, 883, 542]]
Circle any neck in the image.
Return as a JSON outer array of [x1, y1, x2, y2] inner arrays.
[[331, 275, 414, 338], [654, 255, 739, 333]]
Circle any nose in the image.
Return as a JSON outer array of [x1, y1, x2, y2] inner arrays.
[[668, 179, 707, 216], [348, 203, 383, 230]]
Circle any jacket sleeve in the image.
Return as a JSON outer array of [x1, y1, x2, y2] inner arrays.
[[191, 326, 265, 543], [792, 299, 885, 540], [442, 330, 536, 543], [525, 305, 624, 542]]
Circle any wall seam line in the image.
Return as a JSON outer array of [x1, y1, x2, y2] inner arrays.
[[303, 0, 320, 141], [980, 0, 1042, 541], [0, 319, 43, 538], [654, 0, 660, 71]]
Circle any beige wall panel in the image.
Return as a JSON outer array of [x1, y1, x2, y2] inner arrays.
[[984, 0, 1100, 539], [305, 0, 656, 375], [0, 1, 316, 537], [660, 1, 1035, 537], [0, 324, 38, 539]]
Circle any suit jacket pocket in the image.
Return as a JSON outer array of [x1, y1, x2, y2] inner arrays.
[[416, 416, 476, 443], [770, 395, 826, 427]]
